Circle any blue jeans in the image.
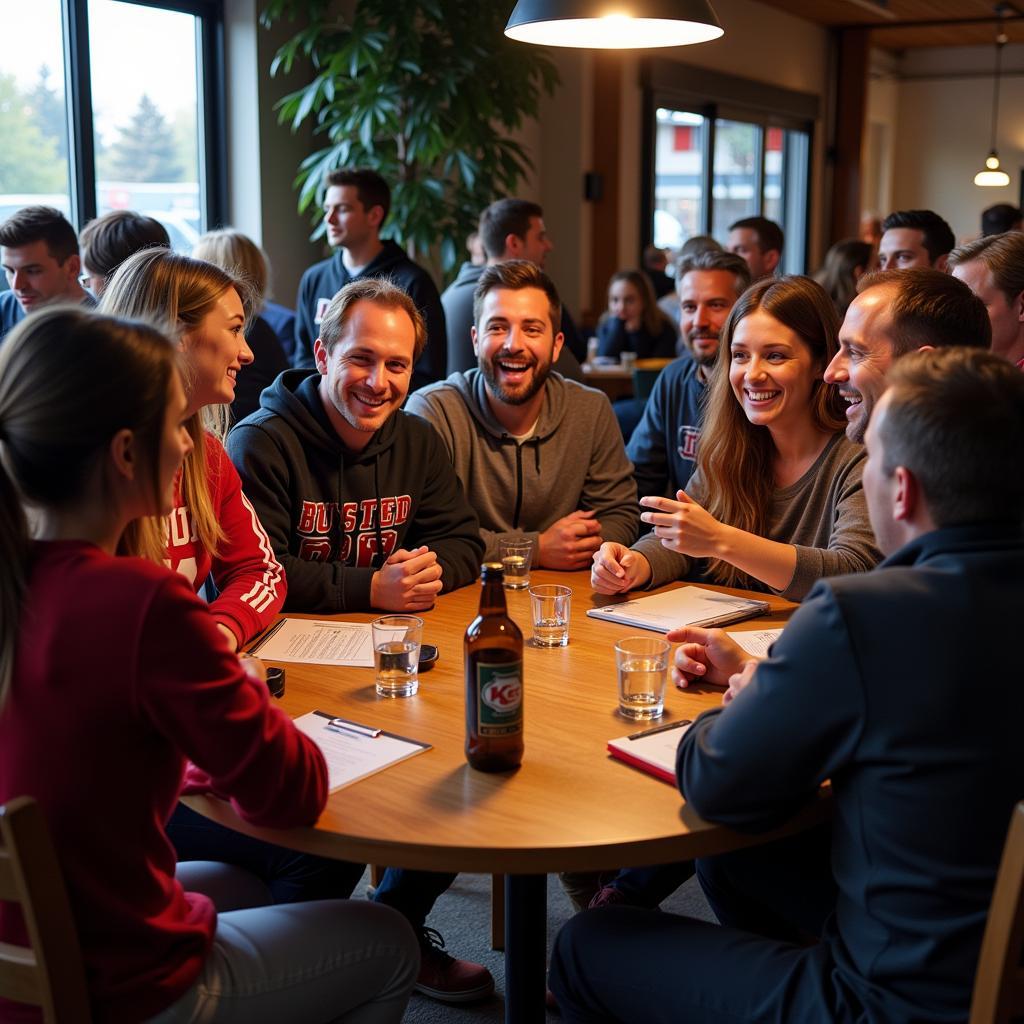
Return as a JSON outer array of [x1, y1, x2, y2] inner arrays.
[[168, 804, 454, 930], [148, 862, 419, 1024]]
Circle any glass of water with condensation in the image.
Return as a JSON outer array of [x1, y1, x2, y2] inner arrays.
[[614, 636, 670, 719], [498, 538, 533, 590], [371, 615, 423, 697]]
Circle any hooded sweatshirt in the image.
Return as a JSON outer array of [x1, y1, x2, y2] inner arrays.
[[441, 260, 588, 374], [405, 369, 639, 562], [293, 241, 446, 390], [227, 370, 483, 612]]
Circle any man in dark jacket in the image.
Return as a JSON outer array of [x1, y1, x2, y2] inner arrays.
[[550, 347, 1024, 1023], [228, 277, 492, 1004], [231, 278, 481, 614], [293, 168, 446, 390]]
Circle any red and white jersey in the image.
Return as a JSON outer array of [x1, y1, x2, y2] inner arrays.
[[165, 434, 286, 647]]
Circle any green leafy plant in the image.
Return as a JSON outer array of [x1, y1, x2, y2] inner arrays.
[[260, 0, 560, 276]]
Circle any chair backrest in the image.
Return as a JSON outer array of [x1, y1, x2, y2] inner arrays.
[[0, 796, 91, 1022], [970, 801, 1024, 1024], [631, 367, 663, 403]]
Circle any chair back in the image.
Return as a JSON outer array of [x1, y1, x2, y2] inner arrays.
[[970, 801, 1024, 1023], [631, 367, 663, 402], [0, 796, 91, 1022]]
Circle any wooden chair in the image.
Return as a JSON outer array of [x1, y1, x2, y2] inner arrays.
[[0, 796, 91, 1022], [970, 801, 1024, 1024]]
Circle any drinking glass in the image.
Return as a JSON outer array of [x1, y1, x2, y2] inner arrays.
[[528, 584, 571, 648], [499, 538, 534, 590], [614, 635, 670, 719], [371, 615, 423, 697]]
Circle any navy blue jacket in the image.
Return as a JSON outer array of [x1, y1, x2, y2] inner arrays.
[[677, 523, 1024, 1024], [626, 354, 706, 501], [293, 241, 446, 391]]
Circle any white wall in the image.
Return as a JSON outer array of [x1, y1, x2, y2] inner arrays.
[[884, 45, 1024, 244]]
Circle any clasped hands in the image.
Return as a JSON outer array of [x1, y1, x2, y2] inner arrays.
[[669, 626, 760, 705], [371, 546, 443, 611]]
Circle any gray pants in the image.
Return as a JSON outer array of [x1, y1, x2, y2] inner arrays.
[[147, 861, 419, 1024]]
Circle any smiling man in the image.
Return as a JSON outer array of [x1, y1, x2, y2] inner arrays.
[[228, 277, 482, 613], [292, 168, 446, 388], [626, 250, 751, 501], [824, 268, 990, 443], [0, 205, 93, 343], [407, 260, 639, 567]]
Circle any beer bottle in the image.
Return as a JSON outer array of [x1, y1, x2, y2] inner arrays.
[[465, 562, 524, 771]]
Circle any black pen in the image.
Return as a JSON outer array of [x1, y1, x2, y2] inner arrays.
[[627, 718, 692, 741]]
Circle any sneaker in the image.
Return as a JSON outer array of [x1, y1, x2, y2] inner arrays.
[[415, 927, 495, 1003], [588, 884, 628, 910]]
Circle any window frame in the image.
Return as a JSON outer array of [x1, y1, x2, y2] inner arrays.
[[56, 0, 226, 231], [641, 58, 817, 273]]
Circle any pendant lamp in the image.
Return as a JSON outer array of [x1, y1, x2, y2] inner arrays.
[[504, 0, 724, 49], [975, 18, 1010, 188]]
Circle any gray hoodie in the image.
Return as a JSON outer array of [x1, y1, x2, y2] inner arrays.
[[406, 369, 639, 561]]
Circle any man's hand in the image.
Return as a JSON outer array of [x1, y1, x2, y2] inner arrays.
[[640, 490, 727, 558], [538, 510, 602, 570], [239, 655, 267, 685], [590, 542, 652, 594], [724, 659, 759, 705], [370, 546, 443, 611], [666, 625, 757, 690]]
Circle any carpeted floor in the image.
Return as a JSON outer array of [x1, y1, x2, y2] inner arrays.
[[367, 868, 717, 1022]]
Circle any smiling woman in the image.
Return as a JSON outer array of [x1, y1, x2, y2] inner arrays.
[[593, 275, 882, 602], [99, 248, 285, 651]]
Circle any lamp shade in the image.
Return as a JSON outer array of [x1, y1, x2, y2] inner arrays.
[[504, 0, 724, 48], [975, 150, 1011, 188]]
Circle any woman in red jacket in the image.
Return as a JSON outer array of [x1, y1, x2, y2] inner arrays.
[[100, 248, 285, 652], [0, 308, 417, 1023]]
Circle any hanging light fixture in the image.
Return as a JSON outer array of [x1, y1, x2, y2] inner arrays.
[[975, 11, 1011, 188], [504, 0, 723, 49]]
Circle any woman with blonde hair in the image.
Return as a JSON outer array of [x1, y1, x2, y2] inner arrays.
[[593, 275, 880, 603], [0, 308, 417, 1023], [192, 228, 290, 418], [100, 247, 285, 651]]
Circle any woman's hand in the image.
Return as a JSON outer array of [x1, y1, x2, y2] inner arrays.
[[639, 490, 730, 558], [591, 543, 652, 594]]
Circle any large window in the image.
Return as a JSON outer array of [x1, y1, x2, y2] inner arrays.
[[643, 61, 817, 275], [0, 0, 224, 249]]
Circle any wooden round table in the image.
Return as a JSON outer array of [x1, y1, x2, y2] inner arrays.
[[185, 570, 826, 1022]]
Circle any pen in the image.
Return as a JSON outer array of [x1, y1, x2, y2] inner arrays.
[[327, 718, 382, 739], [627, 718, 692, 741]]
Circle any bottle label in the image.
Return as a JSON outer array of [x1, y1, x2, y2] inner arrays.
[[476, 660, 523, 736]]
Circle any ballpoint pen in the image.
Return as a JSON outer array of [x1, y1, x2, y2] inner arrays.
[[627, 718, 692, 741], [327, 718, 382, 738]]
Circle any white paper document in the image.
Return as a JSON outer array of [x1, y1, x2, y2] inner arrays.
[[248, 619, 374, 666], [293, 711, 431, 791], [587, 585, 770, 633], [726, 628, 784, 657]]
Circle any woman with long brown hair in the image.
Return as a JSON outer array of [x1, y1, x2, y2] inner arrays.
[[596, 268, 678, 360], [100, 248, 285, 651], [593, 275, 880, 601]]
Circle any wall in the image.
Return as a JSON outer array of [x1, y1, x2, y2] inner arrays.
[[861, 49, 899, 222], [229, 0, 832, 316], [884, 45, 1024, 244]]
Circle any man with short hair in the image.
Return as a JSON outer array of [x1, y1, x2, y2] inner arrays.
[[293, 168, 446, 390], [981, 201, 1022, 237], [550, 346, 1024, 1024], [824, 268, 990, 443], [877, 208, 955, 271], [627, 250, 751, 500], [949, 231, 1024, 369], [726, 215, 783, 280], [0, 205, 93, 341], [79, 209, 170, 295], [227, 277, 492, 1003], [407, 260, 639, 568], [442, 198, 586, 374]]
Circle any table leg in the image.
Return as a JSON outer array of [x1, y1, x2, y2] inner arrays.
[[504, 873, 547, 1023]]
